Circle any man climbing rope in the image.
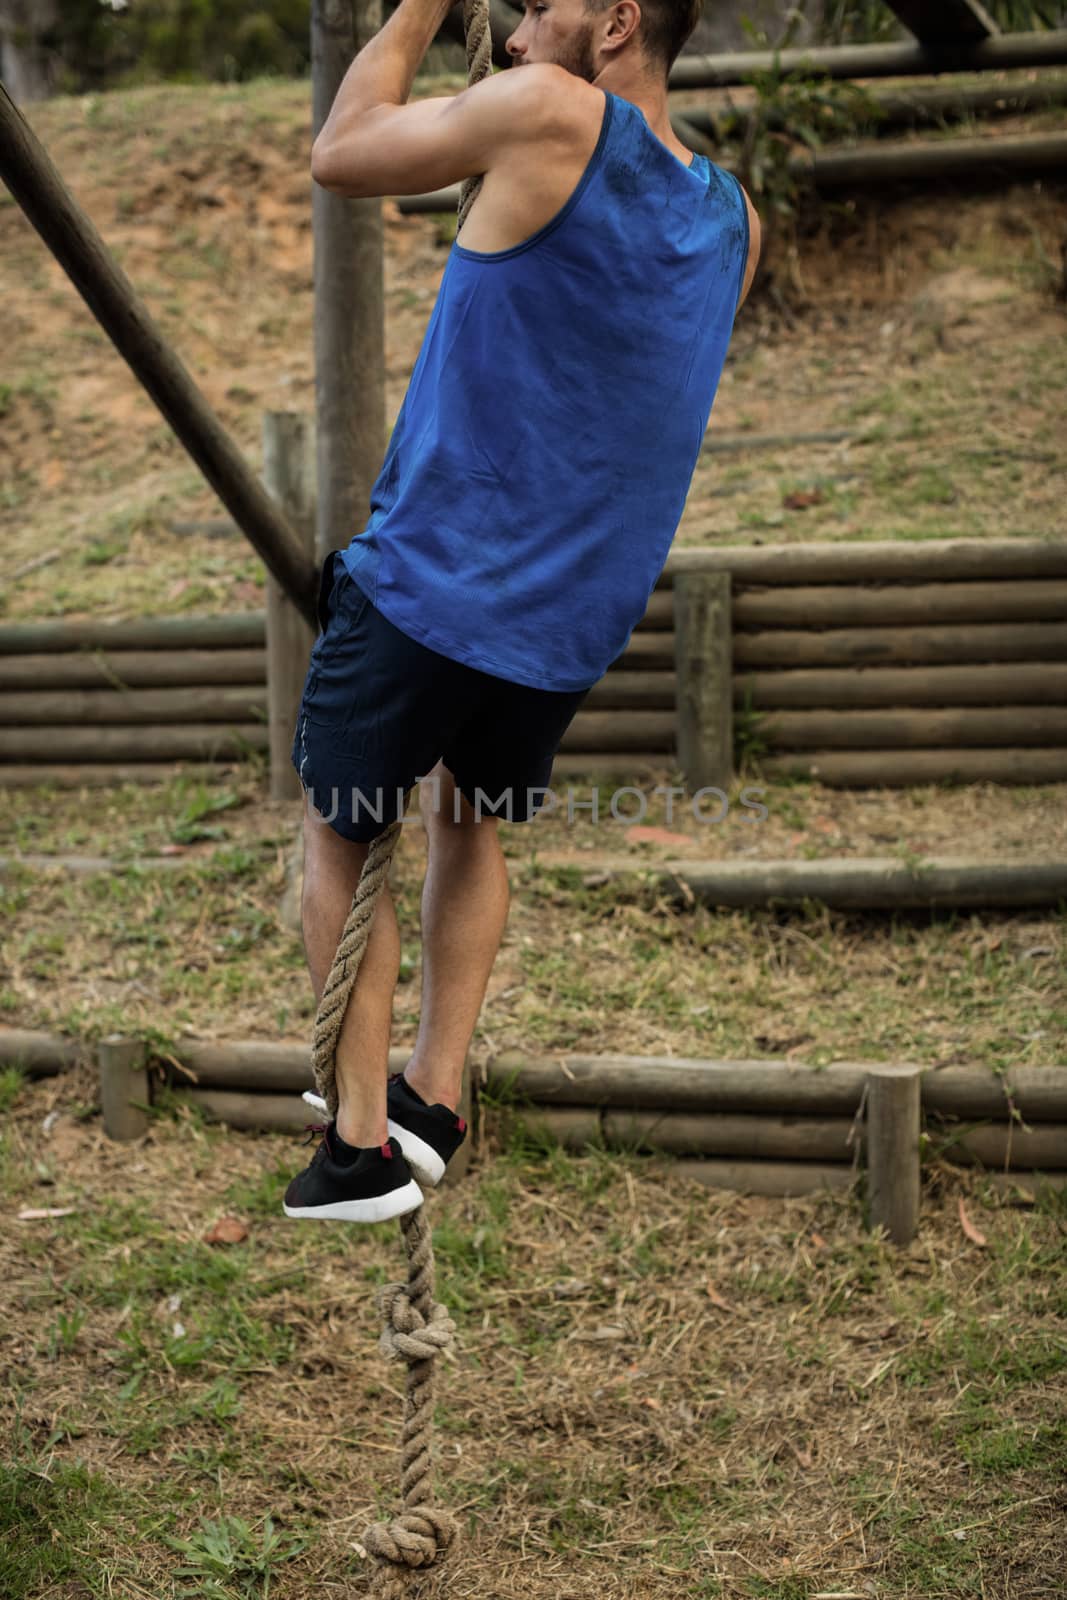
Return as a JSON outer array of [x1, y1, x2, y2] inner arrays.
[[284, 0, 760, 1224]]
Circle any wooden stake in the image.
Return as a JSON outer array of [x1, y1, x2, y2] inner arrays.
[[263, 413, 317, 802], [674, 570, 732, 795], [98, 1036, 150, 1141], [312, 0, 385, 566], [866, 1064, 923, 1244]]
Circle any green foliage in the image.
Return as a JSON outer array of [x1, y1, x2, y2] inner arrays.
[[164, 1514, 307, 1598], [52, 0, 313, 93]]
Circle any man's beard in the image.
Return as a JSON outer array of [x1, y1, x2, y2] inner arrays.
[[552, 21, 597, 82]]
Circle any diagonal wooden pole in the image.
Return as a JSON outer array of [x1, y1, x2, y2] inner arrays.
[[0, 85, 318, 624]]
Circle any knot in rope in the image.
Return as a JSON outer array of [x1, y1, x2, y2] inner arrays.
[[377, 1283, 456, 1364], [364, 1506, 458, 1572]]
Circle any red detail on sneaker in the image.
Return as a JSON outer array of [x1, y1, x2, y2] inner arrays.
[[381, 1142, 393, 1159], [457, 1117, 467, 1134]]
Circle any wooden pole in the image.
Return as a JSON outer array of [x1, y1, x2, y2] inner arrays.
[[0, 725, 268, 762], [263, 414, 317, 801], [312, 0, 386, 568], [865, 1064, 922, 1244], [98, 1036, 150, 1141], [660, 538, 1067, 585], [666, 30, 1067, 88], [0, 649, 267, 692], [397, 131, 1067, 213], [0, 615, 266, 653], [733, 580, 1067, 627], [761, 748, 1067, 788], [734, 663, 1067, 711], [674, 570, 732, 795], [0, 88, 318, 624]]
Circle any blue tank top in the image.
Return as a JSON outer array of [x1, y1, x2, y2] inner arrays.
[[341, 87, 750, 692]]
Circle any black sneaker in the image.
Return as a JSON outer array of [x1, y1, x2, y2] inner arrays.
[[386, 1072, 468, 1187], [283, 1122, 423, 1223]]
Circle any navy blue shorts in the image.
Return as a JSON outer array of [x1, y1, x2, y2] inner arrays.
[[291, 553, 591, 842]]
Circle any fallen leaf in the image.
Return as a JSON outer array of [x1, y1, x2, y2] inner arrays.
[[18, 1207, 76, 1221], [810, 1232, 828, 1249], [157, 844, 187, 857], [203, 1216, 249, 1245], [789, 1440, 814, 1468], [957, 1197, 987, 1247], [783, 488, 825, 511]]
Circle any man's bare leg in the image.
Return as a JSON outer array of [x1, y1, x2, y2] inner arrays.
[[300, 795, 401, 1148], [403, 761, 510, 1110]]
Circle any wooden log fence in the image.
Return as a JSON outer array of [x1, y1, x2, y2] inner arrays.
[[396, 130, 1067, 215], [4, 537, 1067, 789], [4, 1029, 1063, 1240]]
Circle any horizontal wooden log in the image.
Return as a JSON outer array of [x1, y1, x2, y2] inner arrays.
[[0, 724, 268, 762], [174, 1088, 312, 1133], [803, 131, 1067, 190], [549, 752, 672, 778], [399, 131, 1067, 213], [658, 539, 1067, 586], [609, 632, 676, 670], [674, 1158, 857, 1196], [2, 686, 268, 726], [0, 612, 266, 654], [0, 648, 267, 691], [732, 580, 1067, 628], [558, 710, 673, 753], [0, 763, 233, 788], [666, 31, 1067, 89], [929, 1121, 1067, 1170], [683, 73, 1067, 140], [760, 747, 1067, 786], [986, 1170, 1067, 1196], [0, 1027, 85, 1075], [583, 672, 676, 710], [488, 1054, 1067, 1120], [501, 1107, 603, 1150], [162, 1039, 407, 1091], [734, 621, 1067, 669], [672, 857, 1067, 911], [734, 662, 1067, 710], [761, 706, 1067, 750], [603, 1109, 855, 1160], [635, 591, 673, 631]]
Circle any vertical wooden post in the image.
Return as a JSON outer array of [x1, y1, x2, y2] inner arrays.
[[98, 1035, 150, 1141], [311, 0, 386, 566], [865, 1063, 923, 1244], [264, 412, 317, 802], [442, 1064, 473, 1186], [674, 570, 733, 794]]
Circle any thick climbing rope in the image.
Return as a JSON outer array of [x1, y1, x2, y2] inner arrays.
[[310, 816, 458, 1597], [308, 11, 493, 1589], [457, 0, 493, 234]]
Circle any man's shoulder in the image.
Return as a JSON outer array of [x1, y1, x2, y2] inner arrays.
[[466, 64, 603, 143]]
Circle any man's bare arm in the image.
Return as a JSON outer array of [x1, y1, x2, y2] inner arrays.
[[310, 0, 569, 199]]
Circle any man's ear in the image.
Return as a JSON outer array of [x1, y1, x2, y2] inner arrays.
[[600, 0, 643, 55]]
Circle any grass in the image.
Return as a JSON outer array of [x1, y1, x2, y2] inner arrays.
[[2, 1068, 1064, 1598]]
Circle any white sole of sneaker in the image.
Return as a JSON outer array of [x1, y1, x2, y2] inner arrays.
[[386, 1120, 445, 1187], [282, 1178, 424, 1223], [302, 1089, 448, 1188]]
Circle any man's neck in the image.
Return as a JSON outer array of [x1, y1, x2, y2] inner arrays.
[[592, 65, 688, 164]]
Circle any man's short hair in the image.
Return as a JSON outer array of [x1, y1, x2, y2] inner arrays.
[[584, 0, 703, 77]]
